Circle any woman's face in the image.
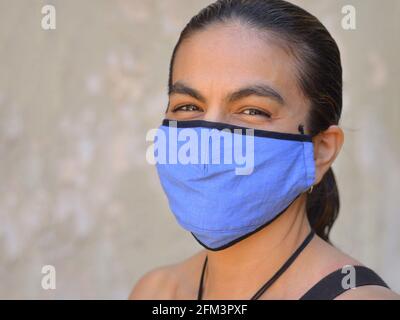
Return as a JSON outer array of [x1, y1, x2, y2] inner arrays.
[[166, 22, 310, 134]]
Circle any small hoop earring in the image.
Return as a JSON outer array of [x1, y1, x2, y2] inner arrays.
[[308, 185, 314, 194]]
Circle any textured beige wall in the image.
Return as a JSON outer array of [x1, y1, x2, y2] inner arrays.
[[0, 0, 399, 299]]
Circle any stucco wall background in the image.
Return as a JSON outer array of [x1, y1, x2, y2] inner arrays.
[[0, 0, 399, 299]]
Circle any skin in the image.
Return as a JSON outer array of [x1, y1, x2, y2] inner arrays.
[[130, 22, 400, 300]]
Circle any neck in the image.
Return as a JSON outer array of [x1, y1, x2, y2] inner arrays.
[[203, 194, 312, 299]]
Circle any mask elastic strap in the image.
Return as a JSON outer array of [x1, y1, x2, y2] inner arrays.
[[298, 124, 320, 138], [298, 124, 305, 135]]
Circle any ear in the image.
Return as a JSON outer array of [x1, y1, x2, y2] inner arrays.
[[313, 125, 344, 185]]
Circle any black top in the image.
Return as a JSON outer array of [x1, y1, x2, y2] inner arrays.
[[300, 265, 389, 300], [197, 231, 389, 300]]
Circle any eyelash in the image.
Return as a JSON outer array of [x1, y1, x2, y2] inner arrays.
[[172, 104, 200, 113], [240, 108, 271, 118], [172, 104, 271, 118]]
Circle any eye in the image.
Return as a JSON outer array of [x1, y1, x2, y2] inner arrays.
[[172, 104, 201, 112], [240, 108, 271, 118]]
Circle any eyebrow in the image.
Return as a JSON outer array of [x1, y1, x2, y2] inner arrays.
[[168, 81, 285, 106]]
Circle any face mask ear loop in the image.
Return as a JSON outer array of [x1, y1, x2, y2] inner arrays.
[[300, 124, 317, 194], [298, 125, 321, 139]]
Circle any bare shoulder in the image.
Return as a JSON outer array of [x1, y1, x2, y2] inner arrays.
[[129, 250, 207, 300], [311, 236, 362, 266], [302, 235, 364, 281], [129, 264, 177, 300], [335, 286, 400, 300], [302, 236, 399, 300]]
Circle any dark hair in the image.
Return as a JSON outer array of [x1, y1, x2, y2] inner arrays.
[[167, 0, 342, 242]]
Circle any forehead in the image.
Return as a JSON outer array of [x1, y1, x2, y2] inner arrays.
[[172, 22, 300, 96]]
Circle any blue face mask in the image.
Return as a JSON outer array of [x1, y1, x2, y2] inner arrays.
[[153, 119, 316, 251]]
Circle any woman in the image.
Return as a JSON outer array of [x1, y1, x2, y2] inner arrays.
[[130, 0, 399, 300]]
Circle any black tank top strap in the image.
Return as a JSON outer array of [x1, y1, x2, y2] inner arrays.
[[300, 265, 390, 300]]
